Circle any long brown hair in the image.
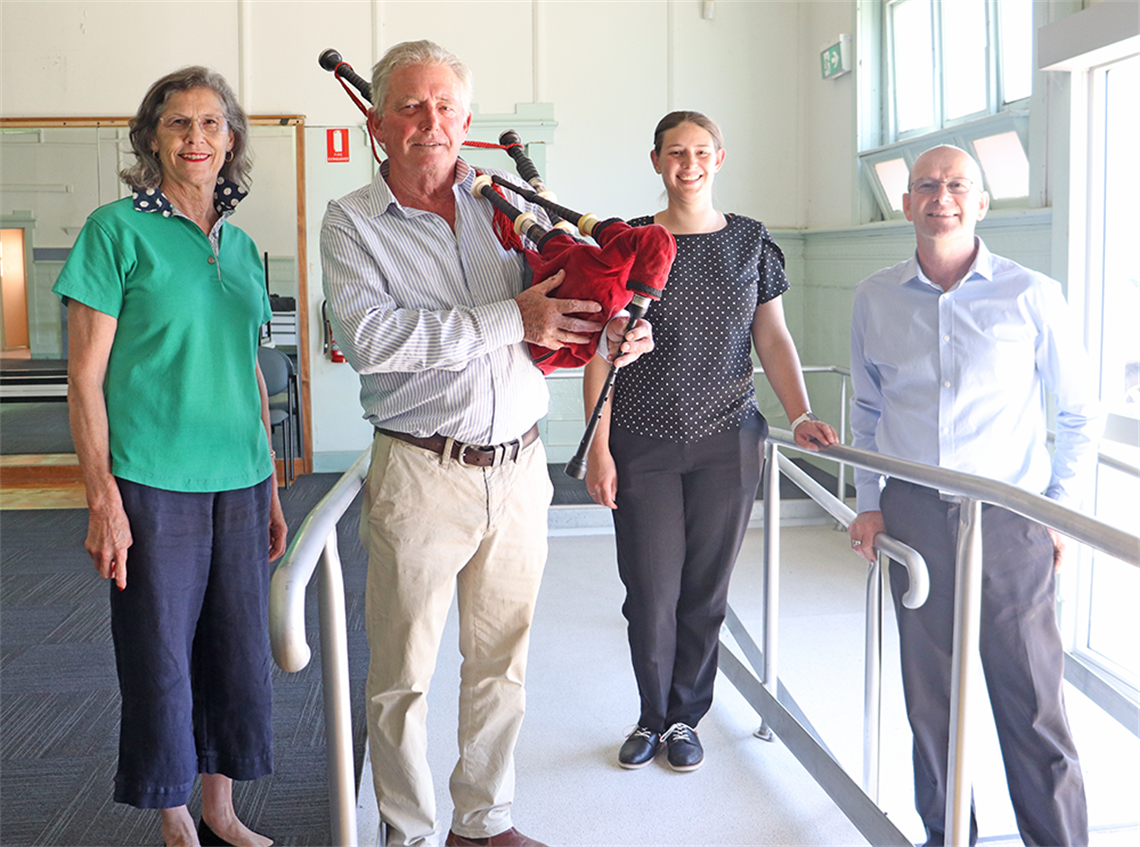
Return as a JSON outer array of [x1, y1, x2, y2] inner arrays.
[[652, 110, 724, 155]]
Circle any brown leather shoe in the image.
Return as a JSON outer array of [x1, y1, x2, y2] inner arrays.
[[444, 827, 549, 847]]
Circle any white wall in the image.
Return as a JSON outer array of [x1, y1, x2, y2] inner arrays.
[[797, 0, 859, 230], [0, 0, 1074, 469], [2, 0, 821, 467]]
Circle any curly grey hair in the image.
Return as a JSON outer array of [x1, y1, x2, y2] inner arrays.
[[120, 66, 252, 191], [371, 40, 472, 113]]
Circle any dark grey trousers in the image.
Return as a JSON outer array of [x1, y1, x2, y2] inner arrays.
[[881, 479, 1088, 847]]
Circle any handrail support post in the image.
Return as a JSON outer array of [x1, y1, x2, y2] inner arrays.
[[762, 441, 781, 696], [945, 497, 983, 847], [838, 376, 848, 504], [863, 556, 883, 801], [319, 532, 358, 847]]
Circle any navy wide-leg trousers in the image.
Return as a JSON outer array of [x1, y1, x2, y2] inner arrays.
[[110, 477, 275, 809]]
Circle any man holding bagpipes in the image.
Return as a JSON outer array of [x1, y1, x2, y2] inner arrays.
[[320, 40, 654, 847]]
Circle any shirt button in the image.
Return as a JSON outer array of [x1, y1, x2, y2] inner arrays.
[[943, 335, 950, 342], [207, 256, 216, 264], [943, 381, 951, 388]]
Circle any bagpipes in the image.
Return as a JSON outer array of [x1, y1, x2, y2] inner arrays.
[[319, 49, 676, 477]]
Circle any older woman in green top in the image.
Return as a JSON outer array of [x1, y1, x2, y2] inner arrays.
[[54, 67, 284, 847]]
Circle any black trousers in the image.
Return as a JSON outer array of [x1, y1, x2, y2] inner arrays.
[[881, 479, 1088, 847], [610, 416, 764, 732]]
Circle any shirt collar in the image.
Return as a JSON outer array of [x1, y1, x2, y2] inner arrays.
[[904, 236, 994, 292], [373, 157, 473, 217], [131, 176, 249, 218]]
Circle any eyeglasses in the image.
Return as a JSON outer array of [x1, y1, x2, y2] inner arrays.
[[158, 114, 229, 136], [909, 177, 975, 195]]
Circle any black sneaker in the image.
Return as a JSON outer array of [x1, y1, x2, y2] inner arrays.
[[617, 725, 661, 769], [662, 722, 703, 771]]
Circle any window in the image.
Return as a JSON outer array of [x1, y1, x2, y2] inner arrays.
[[1033, 0, 1140, 724], [858, 111, 1028, 220], [1076, 54, 1140, 696], [859, 0, 1034, 220], [886, 0, 1033, 140]]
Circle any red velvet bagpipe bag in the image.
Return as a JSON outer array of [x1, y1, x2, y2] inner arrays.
[[506, 215, 676, 374]]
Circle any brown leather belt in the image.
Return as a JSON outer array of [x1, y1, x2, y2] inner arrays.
[[377, 423, 539, 468]]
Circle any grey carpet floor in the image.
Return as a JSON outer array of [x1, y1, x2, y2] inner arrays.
[[0, 402, 74, 455], [0, 474, 368, 847], [0, 452, 847, 847]]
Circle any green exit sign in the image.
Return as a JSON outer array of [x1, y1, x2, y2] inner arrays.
[[820, 34, 850, 80]]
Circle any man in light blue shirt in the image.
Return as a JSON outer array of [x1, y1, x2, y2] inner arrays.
[[321, 41, 651, 847], [848, 145, 1101, 846]]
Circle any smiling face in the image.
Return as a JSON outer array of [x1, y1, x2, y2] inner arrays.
[[150, 87, 233, 195], [650, 121, 725, 203], [370, 62, 471, 181], [903, 146, 989, 244]]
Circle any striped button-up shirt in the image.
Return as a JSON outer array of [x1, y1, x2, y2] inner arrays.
[[321, 159, 548, 444]]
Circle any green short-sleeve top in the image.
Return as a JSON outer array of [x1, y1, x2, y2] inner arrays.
[[53, 191, 273, 492]]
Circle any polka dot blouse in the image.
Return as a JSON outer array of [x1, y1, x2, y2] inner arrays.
[[612, 214, 789, 443]]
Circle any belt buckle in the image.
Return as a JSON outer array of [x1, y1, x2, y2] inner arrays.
[[455, 440, 489, 468], [456, 437, 522, 468], [455, 440, 476, 467]]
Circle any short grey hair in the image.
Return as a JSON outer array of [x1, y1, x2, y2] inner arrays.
[[371, 40, 472, 113], [120, 66, 252, 192]]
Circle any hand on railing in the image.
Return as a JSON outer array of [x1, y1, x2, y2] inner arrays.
[[848, 511, 882, 563], [772, 450, 929, 609], [768, 428, 1138, 569]]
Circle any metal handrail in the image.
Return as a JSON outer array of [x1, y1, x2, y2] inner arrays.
[[270, 447, 371, 847], [267, 412, 1138, 847], [775, 453, 929, 608], [760, 428, 1138, 847], [792, 438, 1137, 565], [1047, 429, 1140, 479], [773, 451, 929, 802], [755, 364, 852, 502]]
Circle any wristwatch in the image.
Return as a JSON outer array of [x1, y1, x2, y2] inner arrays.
[[790, 411, 819, 430]]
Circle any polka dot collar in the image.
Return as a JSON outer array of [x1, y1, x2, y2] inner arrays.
[[132, 176, 249, 218]]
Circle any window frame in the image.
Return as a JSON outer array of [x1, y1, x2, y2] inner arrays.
[[1070, 54, 1140, 701], [861, 0, 1035, 221], [884, 0, 1031, 142], [857, 110, 1029, 221], [1037, 0, 1140, 722]]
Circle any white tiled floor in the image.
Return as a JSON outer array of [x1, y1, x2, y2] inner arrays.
[[358, 518, 1140, 846]]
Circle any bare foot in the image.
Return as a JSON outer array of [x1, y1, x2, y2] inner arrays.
[[161, 806, 199, 847]]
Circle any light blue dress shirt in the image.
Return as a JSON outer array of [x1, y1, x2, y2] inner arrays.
[[321, 159, 549, 444], [850, 238, 1103, 513]]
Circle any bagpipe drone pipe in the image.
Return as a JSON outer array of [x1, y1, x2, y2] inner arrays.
[[319, 49, 676, 476]]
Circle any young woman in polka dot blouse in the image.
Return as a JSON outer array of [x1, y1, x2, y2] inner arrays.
[[582, 111, 838, 773]]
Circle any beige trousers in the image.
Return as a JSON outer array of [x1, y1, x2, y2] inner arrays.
[[361, 432, 552, 846]]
